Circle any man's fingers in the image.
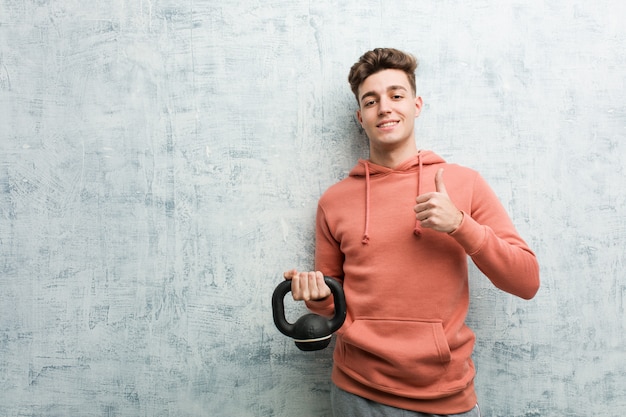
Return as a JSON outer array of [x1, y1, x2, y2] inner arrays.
[[303, 271, 318, 300], [293, 271, 315, 301], [291, 272, 302, 299], [287, 270, 330, 301], [283, 269, 297, 280], [310, 272, 330, 299]]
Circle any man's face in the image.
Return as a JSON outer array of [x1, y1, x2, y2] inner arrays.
[[356, 69, 423, 152]]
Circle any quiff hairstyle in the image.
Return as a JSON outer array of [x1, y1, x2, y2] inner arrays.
[[348, 48, 418, 104]]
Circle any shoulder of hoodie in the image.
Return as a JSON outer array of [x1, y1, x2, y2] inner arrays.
[[434, 162, 481, 180], [318, 161, 486, 202]]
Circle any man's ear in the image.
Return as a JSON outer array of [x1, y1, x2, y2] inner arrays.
[[356, 109, 363, 125], [414, 96, 423, 118]]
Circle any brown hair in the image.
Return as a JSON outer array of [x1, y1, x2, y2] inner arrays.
[[348, 48, 418, 103]]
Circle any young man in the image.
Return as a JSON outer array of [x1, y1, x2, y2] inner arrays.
[[283, 48, 540, 417]]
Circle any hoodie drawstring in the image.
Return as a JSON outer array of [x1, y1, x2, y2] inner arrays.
[[361, 161, 371, 245], [361, 153, 423, 245], [413, 152, 423, 237]]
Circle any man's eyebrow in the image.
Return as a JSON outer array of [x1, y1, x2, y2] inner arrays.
[[387, 85, 409, 93], [360, 85, 409, 102], [360, 91, 377, 102]]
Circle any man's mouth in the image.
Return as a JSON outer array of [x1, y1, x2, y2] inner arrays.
[[377, 120, 399, 128]]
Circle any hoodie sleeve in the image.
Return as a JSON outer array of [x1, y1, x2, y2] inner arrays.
[[449, 173, 540, 299], [303, 202, 345, 316]]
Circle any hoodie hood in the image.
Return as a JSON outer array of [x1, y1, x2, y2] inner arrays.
[[349, 150, 446, 244]]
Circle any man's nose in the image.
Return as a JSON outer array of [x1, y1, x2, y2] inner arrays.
[[378, 97, 392, 114]]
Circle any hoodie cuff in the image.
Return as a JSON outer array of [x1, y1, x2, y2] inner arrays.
[[448, 211, 487, 255]]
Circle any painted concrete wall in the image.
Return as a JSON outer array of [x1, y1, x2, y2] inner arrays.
[[1, 1, 624, 416]]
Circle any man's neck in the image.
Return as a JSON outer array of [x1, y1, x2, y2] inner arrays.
[[368, 143, 419, 169]]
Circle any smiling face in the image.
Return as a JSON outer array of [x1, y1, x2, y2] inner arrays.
[[356, 69, 423, 164]]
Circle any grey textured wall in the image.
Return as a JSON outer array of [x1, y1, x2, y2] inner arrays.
[[1, 1, 625, 416]]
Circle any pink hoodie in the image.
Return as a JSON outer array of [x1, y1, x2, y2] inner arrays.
[[308, 151, 539, 414]]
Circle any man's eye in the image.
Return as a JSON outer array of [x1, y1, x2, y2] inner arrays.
[[364, 100, 376, 107], [392, 95, 403, 99]]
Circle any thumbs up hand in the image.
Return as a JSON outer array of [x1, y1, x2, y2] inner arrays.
[[414, 168, 463, 233]]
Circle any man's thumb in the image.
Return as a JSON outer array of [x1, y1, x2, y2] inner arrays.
[[435, 168, 447, 194]]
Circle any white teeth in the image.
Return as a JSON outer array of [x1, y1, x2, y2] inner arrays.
[[379, 121, 398, 128]]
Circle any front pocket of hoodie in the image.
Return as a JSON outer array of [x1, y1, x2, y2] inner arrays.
[[339, 318, 452, 394]]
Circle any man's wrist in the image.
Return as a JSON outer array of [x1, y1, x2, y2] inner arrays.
[[448, 210, 464, 234]]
